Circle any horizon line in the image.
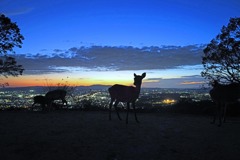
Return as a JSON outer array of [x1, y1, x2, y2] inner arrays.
[[2, 85, 206, 90]]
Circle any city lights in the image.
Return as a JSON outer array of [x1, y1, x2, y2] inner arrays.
[[0, 87, 211, 110]]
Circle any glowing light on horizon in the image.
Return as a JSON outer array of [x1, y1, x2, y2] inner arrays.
[[162, 99, 176, 105]]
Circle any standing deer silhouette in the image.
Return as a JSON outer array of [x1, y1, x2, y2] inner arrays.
[[108, 73, 146, 124], [210, 81, 240, 126], [45, 89, 67, 110]]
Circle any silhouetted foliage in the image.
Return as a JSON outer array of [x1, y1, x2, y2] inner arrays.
[[0, 14, 24, 78], [0, 56, 24, 77], [201, 17, 240, 84]]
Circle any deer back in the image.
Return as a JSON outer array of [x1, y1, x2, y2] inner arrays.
[[33, 95, 46, 104], [45, 89, 67, 101], [210, 83, 240, 102], [109, 84, 138, 102]]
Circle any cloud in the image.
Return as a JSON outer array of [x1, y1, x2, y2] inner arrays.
[[180, 81, 204, 85], [143, 75, 206, 88], [15, 44, 205, 75], [3, 8, 33, 16], [0, 0, 34, 16]]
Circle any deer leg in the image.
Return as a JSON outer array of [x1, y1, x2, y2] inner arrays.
[[32, 102, 35, 107], [50, 102, 53, 111], [62, 99, 67, 105], [40, 103, 45, 111], [223, 103, 227, 123], [218, 103, 223, 127], [46, 101, 52, 112], [41, 102, 47, 112], [132, 102, 139, 123], [31, 103, 36, 111], [114, 100, 122, 121], [211, 103, 217, 124], [109, 99, 114, 120], [126, 102, 130, 124]]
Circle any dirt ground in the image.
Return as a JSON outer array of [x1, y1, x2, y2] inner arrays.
[[0, 110, 240, 160]]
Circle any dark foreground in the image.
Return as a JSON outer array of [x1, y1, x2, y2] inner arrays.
[[0, 111, 240, 160]]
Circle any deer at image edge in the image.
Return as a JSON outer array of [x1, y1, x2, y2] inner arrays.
[[210, 81, 240, 126]]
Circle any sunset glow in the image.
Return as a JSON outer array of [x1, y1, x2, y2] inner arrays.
[[3, 70, 137, 87]]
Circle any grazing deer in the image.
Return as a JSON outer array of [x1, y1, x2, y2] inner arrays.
[[32, 95, 47, 111], [108, 73, 146, 124], [210, 81, 240, 126], [45, 89, 67, 109]]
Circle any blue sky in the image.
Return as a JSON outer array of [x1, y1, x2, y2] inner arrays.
[[0, 0, 239, 88]]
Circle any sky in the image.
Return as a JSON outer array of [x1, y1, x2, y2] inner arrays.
[[0, 0, 239, 88]]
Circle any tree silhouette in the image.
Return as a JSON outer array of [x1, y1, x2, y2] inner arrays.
[[201, 17, 240, 84], [0, 14, 24, 78]]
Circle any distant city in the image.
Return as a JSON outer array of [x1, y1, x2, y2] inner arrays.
[[0, 86, 211, 111]]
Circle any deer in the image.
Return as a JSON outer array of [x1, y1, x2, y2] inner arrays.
[[45, 89, 67, 110], [32, 95, 47, 111], [108, 72, 146, 124], [209, 80, 240, 126]]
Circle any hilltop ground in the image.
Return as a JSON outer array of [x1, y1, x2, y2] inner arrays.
[[0, 110, 240, 160]]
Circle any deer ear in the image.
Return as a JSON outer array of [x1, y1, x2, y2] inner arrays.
[[142, 72, 146, 78], [134, 73, 137, 77]]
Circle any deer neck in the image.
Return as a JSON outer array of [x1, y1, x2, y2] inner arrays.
[[134, 83, 142, 97]]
